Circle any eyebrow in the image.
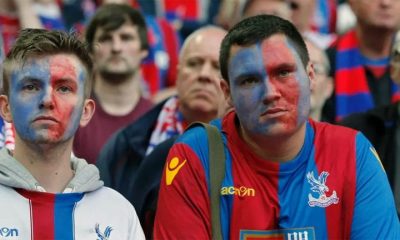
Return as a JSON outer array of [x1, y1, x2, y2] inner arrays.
[[267, 62, 297, 70], [18, 76, 44, 83], [52, 78, 78, 84], [230, 63, 265, 77]]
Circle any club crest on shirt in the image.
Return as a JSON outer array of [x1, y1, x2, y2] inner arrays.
[[95, 223, 113, 240], [306, 171, 339, 208]]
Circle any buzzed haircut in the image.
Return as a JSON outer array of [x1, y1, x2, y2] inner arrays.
[[219, 14, 309, 83]]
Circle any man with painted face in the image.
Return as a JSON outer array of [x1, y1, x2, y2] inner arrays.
[[154, 15, 399, 239], [0, 29, 144, 239]]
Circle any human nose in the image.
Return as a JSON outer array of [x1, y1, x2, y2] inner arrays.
[[39, 87, 54, 110], [263, 78, 280, 102], [111, 37, 122, 53], [198, 62, 217, 83], [380, 0, 392, 7]]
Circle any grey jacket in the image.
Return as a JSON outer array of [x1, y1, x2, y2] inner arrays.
[[0, 148, 103, 193]]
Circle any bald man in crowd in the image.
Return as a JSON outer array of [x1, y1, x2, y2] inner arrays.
[[96, 25, 228, 238]]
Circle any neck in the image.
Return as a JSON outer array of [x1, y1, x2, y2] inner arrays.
[[239, 123, 307, 162], [94, 73, 143, 116], [13, 136, 75, 193], [309, 109, 321, 122], [355, 25, 394, 59], [179, 106, 218, 125]]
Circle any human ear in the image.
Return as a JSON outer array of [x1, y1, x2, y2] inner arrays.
[[140, 48, 149, 61], [323, 76, 334, 99], [220, 79, 233, 108], [0, 95, 13, 123], [307, 62, 316, 91], [79, 99, 95, 127]]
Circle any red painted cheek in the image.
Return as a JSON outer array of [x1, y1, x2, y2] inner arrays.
[[47, 101, 74, 140], [46, 58, 78, 140], [279, 81, 300, 129]]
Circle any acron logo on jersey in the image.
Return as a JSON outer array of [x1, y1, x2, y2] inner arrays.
[[220, 186, 256, 197]]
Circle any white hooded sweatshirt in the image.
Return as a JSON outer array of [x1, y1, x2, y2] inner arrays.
[[0, 148, 144, 240]]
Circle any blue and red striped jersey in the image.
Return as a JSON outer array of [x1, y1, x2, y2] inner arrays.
[[154, 111, 399, 239], [0, 186, 144, 239]]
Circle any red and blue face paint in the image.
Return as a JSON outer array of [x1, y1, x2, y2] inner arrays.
[[228, 34, 311, 136], [9, 54, 86, 143]]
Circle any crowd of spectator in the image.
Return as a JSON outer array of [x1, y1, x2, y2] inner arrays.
[[0, 0, 399, 238]]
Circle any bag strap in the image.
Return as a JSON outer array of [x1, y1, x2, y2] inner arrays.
[[187, 122, 226, 240]]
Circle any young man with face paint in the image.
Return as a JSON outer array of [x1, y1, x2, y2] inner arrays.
[[154, 15, 399, 239], [0, 29, 144, 239]]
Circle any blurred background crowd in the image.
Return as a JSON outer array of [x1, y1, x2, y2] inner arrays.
[[0, 0, 356, 149], [1, 0, 400, 237]]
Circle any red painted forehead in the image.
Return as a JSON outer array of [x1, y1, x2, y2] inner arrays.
[[49, 55, 80, 82], [259, 35, 297, 67]]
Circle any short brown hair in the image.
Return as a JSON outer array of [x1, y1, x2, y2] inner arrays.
[[85, 4, 149, 53], [2, 28, 93, 98]]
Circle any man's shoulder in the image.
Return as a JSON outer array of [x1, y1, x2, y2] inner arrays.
[[100, 100, 167, 153], [114, 99, 167, 140], [175, 120, 222, 147], [86, 186, 129, 200], [312, 120, 359, 142], [0, 184, 19, 198], [339, 104, 396, 128], [83, 186, 135, 211]]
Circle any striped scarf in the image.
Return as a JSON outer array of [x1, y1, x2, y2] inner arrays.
[[335, 30, 400, 121], [145, 97, 185, 155]]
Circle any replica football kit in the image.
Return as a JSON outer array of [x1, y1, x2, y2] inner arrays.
[[0, 148, 144, 240], [154, 111, 400, 239]]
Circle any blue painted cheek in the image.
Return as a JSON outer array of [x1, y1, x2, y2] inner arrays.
[[62, 104, 83, 141], [9, 62, 50, 141], [10, 93, 41, 141], [233, 85, 266, 133]]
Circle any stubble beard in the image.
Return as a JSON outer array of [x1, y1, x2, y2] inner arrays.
[[99, 68, 137, 85]]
